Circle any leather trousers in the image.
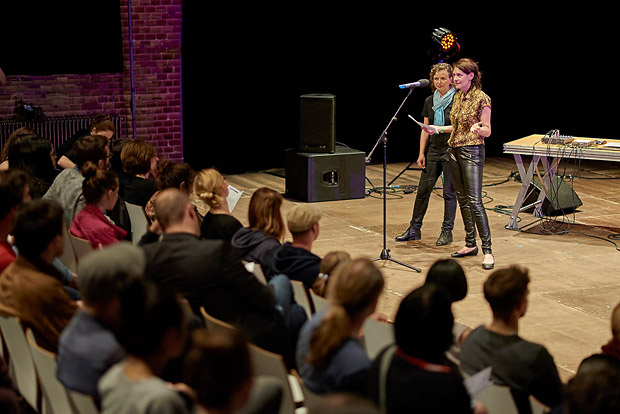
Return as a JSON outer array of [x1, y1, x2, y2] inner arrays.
[[410, 145, 457, 232], [447, 145, 492, 254]]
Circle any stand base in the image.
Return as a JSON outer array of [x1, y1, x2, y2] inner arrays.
[[372, 249, 421, 272]]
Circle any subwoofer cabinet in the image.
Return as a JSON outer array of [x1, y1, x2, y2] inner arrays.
[[285, 146, 365, 202]]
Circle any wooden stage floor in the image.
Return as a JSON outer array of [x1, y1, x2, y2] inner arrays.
[[225, 155, 620, 382]]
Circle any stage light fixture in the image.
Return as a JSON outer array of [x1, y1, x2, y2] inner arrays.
[[430, 27, 460, 62]]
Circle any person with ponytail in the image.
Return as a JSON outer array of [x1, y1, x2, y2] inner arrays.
[[296, 257, 384, 394], [70, 161, 127, 248], [231, 187, 285, 271], [194, 168, 242, 242]]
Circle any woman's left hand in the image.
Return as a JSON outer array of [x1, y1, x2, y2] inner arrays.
[[470, 122, 485, 135]]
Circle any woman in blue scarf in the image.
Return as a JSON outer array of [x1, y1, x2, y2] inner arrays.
[[396, 63, 457, 246]]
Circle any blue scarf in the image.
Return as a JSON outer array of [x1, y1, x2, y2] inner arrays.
[[432, 87, 455, 127]]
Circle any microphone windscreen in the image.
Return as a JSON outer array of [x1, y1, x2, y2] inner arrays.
[[418, 79, 430, 87]]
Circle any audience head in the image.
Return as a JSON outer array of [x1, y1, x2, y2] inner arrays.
[[81, 161, 120, 209], [88, 114, 116, 140], [307, 258, 384, 365], [77, 242, 146, 324], [121, 140, 158, 177], [248, 187, 285, 241], [565, 353, 620, 414], [154, 188, 198, 233], [424, 258, 468, 303], [1, 126, 38, 162], [155, 160, 194, 194], [394, 284, 454, 361], [12, 199, 64, 262], [286, 203, 322, 239], [74, 134, 109, 170], [0, 169, 29, 223], [7, 133, 57, 197], [110, 137, 132, 173], [483, 265, 530, 323], [312, 250, 351, 297], [116, 280, 186, 369], [194, 168, 228, 210], [184, 328, 253, 413]]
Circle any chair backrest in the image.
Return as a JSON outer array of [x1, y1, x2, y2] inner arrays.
[[59, 226, 78, 273], [290, 280, 312, 319], [69, 234, 94, 263], [530, 395, 550, 414], [26, 328, 74, 414], [475, 384, 519, 414], [200, 306, 235, 334], [248, 343, 301, 414], [308, 289, 329, 316], [362, 318, 395, 360], [67, 390, 99, 414], [0, 315, 39, 411], [243, 261, 268, 285], [125, 202, 150, 245]]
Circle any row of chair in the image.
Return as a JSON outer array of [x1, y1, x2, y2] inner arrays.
[[0, 315, 98, 414]]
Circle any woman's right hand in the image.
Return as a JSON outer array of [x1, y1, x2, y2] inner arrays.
[[417, 154, 426, 169]]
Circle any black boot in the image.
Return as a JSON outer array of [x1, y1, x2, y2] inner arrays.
[[395, 226, 421, 242], [435, 230, 453, 246]]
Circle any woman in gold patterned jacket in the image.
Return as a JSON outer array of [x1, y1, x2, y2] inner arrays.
[[446, 58, 494, 270]]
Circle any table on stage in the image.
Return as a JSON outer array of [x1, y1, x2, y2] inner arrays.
[[503, 134, 620, 230]]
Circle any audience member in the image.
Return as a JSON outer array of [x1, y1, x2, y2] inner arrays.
[[139, 188, 297, 368], [424, 258, 472, 362], [460, 265, 562, 411], [0, 199, 77, 353], [296, 257, 384, 394], [231, 187, 285, 271], [7, 132, 58, 198], [0, 126, 38, 171], [0, 169, 29, 273], [57, 242, 145, 404], [268, 203, 322, 289], [70, 161, 127, 248], [145, 160, 195, 222], [367, 284, 473, 413], [601, 302, 620, 358], [56, 114, 116, 169], [183, 328, 254, 414], [43, 134, 109, 228], [312, 250, 351, 298], [194, 167, 242, 242], [98, 281, 189, 414], [560, 353, 620, 414], [120, 139, 159, 207]]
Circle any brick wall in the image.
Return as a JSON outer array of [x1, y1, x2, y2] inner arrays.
[[0, 0, 183, 162]]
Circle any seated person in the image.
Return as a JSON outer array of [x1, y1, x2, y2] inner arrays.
[[231, 187, 285, 269], [601, 301, 620, 358], [98, 281, 189, 413], [6, 132, 58, 199], [120, 140, 159, 207], [268, 203, 322, 289], [460, 265, 563, 411], [367, 284, 474, 413], [311, 250, 351, 298], [194, 168, 242, 243], [43, 134, 109, 228], [145, 160, 195, 222], [56, 242, 145, 404], [56, 114, 116, 170], [0, 199, 77, 353], [296, 258, 384, 394], [423, 258, 471, 363], [70, 161, 127, 248]]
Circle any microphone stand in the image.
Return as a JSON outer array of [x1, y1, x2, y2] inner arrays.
[[366, 86, 422, 273]]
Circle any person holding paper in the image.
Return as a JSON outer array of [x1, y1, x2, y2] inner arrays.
[[447, 58, 494, 270], [194, 167, 243, 242], [396, 62, 457, 246]]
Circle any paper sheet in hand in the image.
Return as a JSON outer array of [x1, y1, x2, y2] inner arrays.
[[463, 366, 492, 398], [226, 185, 243, 212], [408, 115, 439, 134]]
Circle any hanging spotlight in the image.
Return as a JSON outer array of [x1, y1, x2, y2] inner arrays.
[[430, 27, 460, 62]]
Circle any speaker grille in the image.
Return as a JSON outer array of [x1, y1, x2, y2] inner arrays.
[[299, 94, 336, 154]]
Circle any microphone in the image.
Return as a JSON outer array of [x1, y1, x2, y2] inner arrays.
[[398, 79, 430, 89]]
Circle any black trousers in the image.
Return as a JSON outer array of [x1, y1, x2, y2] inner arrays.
[[409, 145, 457, 232], [447, 145, 492, 254]]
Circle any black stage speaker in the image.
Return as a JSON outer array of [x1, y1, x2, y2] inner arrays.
[[523, 176, 582, 215], [285, 146, 365, 202], [299, 94, 336, 154]]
